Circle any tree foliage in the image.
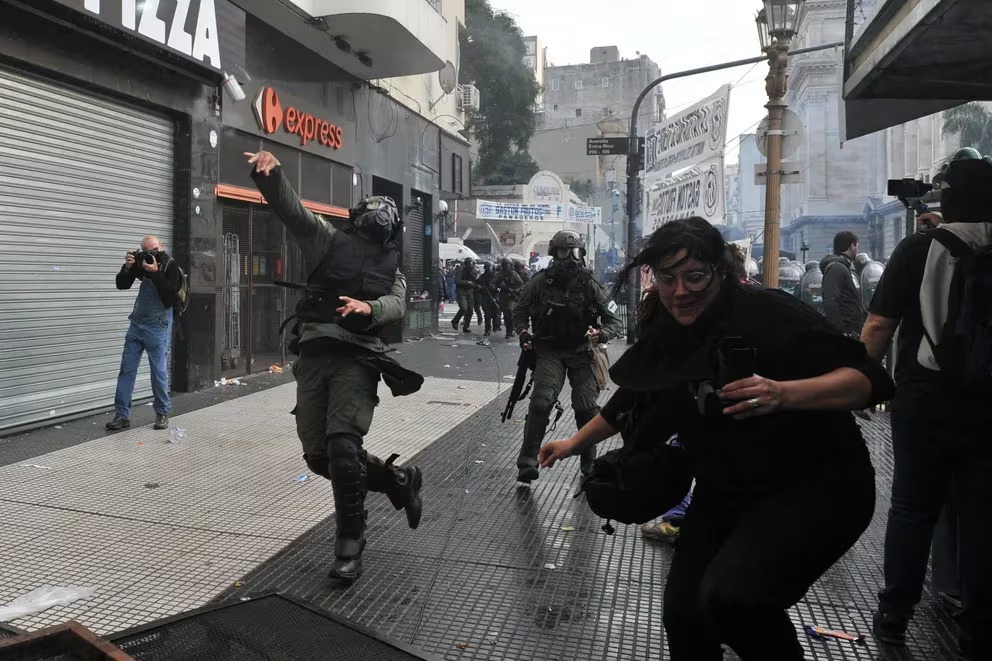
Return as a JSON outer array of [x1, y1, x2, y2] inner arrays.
[[460, 0, 540, 184], [942, 103, 992, 156]]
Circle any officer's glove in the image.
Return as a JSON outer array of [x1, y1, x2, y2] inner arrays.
[[518, 330, 533, 349]]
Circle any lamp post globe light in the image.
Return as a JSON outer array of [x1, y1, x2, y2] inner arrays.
[[756, 0, 803, 288]]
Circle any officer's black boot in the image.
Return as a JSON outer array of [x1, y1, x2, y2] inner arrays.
[[575, 411, 598, 477], [368, 454, 423, 529], [518, 398, 552, 483], [327, 450, 368, 584]]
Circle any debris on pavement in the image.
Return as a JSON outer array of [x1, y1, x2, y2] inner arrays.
[[474, 460, 484, 464], [561, 526, 575, 532], [144, 483, 160, 489], [455, 642, 469, 650], [234, 580, 244, 587], [18, 464, 53, 470], [443, 364, 451, 368], [0, 586, 95, 622], [804, 625, 867, 646], [543, 563, 556, 570], [53, 425, 63, 429], [294, 474, 311, 483], [268, 365, 283, 374], [168, 428, 188, 444]]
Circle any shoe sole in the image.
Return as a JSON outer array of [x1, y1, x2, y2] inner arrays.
[[406, 467, 423, 530]]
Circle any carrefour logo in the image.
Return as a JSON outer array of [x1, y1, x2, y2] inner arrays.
[[253, 87, 343, 150]]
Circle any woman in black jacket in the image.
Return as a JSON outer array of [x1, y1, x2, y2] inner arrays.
[[540, 218, 893, 660]]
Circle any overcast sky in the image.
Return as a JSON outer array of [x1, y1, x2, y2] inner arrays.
[[489, 0, 771, 159]]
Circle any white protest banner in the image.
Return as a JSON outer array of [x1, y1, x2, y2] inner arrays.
[[567, 204, 602, 223], [643, 157, 725, 236], [476, 200, 566, 222], [644, 84, 731, 178]]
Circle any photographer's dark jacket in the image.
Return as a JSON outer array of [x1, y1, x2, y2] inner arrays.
[[820, 254, 864, 336], [601, 282, 894, 499], [116, 253, 182, 325], [250, 166, 406, 353]]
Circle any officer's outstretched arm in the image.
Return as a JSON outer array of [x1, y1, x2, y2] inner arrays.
[[368, 269, 408, 327], [248, 154, 335, 258]]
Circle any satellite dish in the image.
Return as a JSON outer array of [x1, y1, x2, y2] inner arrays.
[[757, 109, 804, 159], [439, 61, 457, 95]]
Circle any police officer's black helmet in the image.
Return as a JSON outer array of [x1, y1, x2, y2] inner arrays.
[[350, 196, 401, 245], [549, 230, 586, 261]]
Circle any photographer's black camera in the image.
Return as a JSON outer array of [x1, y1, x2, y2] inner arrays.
[[887, 178, 932, 200], [129, 250, 157, 266]]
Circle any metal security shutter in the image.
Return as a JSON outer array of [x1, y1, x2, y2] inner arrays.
[[0, 66, 174, 432], [405, 205, 425, 295]]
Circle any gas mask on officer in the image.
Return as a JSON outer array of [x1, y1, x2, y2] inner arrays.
[[351, 196, 400, 246]]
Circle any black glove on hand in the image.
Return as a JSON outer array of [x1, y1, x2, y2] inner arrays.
[[518, 330, 532, 349]]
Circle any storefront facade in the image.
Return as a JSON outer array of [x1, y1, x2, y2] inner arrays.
[[0, 0, 472, 432], [0, 0, 227, 433]]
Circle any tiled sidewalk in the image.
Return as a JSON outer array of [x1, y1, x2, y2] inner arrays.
[[0, 372, 500, 635]]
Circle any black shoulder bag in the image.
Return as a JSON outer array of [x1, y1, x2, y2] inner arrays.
[[581, 402, 693, 534]]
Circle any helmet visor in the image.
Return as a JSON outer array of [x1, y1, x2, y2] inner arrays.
[[554, 247, 582, 261]]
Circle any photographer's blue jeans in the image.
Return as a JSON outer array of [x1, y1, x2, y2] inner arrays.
[[114, 318, 172, 419]]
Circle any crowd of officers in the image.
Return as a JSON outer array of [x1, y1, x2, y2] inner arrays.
[[444, 256, 532, 338]]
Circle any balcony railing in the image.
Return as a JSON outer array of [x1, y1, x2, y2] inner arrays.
[[424, 0, 442, 14]]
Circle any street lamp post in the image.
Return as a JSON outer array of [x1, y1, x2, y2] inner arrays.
[[756, 0, 803, 289]]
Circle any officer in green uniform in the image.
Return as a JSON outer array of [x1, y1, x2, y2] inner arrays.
[[477, 261, 500, 336], [451, 257, 478, 333], [493, 258, 524, 340], [512, 230, 623, 483], [246, 150, 423, 584], [514, 260, 531, 285]]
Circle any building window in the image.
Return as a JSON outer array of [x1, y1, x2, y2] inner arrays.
[[574, 80, 583, 90], [602, 77, 609, 88], [551, 78, 560, 91], [575, 108, 582, 117], [553, 104, 558, 111], [452, 154, 463, 195]]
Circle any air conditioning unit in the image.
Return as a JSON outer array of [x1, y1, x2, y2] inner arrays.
[[457, 84, 481, 112]]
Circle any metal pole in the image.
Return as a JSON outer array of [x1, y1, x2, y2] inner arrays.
[[761, 38, 791, 289], [624, 42, 842, 342]]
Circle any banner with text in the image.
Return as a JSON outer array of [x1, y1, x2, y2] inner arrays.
[[643, 157, 725, 236], [644, 84, 730, 179], [476, 200, 600, 223]]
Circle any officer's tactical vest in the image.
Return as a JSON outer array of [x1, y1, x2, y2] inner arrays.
[[533, 269, 598, 348], [298, 229, 399, 335]]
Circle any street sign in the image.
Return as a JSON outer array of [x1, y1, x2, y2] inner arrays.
[[587, 137, 644, 156], [754, 162, 804, 185], [757, 110, 804, 159]]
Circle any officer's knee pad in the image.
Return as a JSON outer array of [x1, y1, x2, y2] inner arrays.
[[529, 387, 557, 418], [303, 454, 330, 479]]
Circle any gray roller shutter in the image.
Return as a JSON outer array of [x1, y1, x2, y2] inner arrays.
[[0, 66, 174, 433], [405, 204, 425, 295]]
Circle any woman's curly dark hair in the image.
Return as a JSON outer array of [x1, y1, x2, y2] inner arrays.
[[611, 217, 736, 302]]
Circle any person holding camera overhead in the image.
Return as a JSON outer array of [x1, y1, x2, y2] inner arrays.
[[540, 218, 894, 660], [106, 236, 183, 432]]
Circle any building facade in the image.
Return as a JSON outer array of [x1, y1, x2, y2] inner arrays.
[[735, 133, 768, 245], [522, 35, 546, 110], [0, 0, 471, 433], [777, 0, 883, 260]]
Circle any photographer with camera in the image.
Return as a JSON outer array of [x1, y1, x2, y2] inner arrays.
[[106, 236, 183, 432], [539, 218, 893, 660], [863, 150, 992, 659]]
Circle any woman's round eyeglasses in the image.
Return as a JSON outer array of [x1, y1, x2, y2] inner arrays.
[[653, 267, 714, 293]]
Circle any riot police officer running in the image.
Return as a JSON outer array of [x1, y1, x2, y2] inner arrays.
[[512, 230, 623, 483], [493, 258, 524, 340], [477, 261, 500, 336], [246, 151, 423, 584], [452, 257, 478, 333]]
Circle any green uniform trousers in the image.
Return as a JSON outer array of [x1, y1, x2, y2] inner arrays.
[[519, 345, 599, 473]]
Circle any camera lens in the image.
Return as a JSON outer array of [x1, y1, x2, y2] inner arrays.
[[143, 254, 155, 265]]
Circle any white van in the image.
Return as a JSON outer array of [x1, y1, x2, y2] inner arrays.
[[439, 242, 481, 263]]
